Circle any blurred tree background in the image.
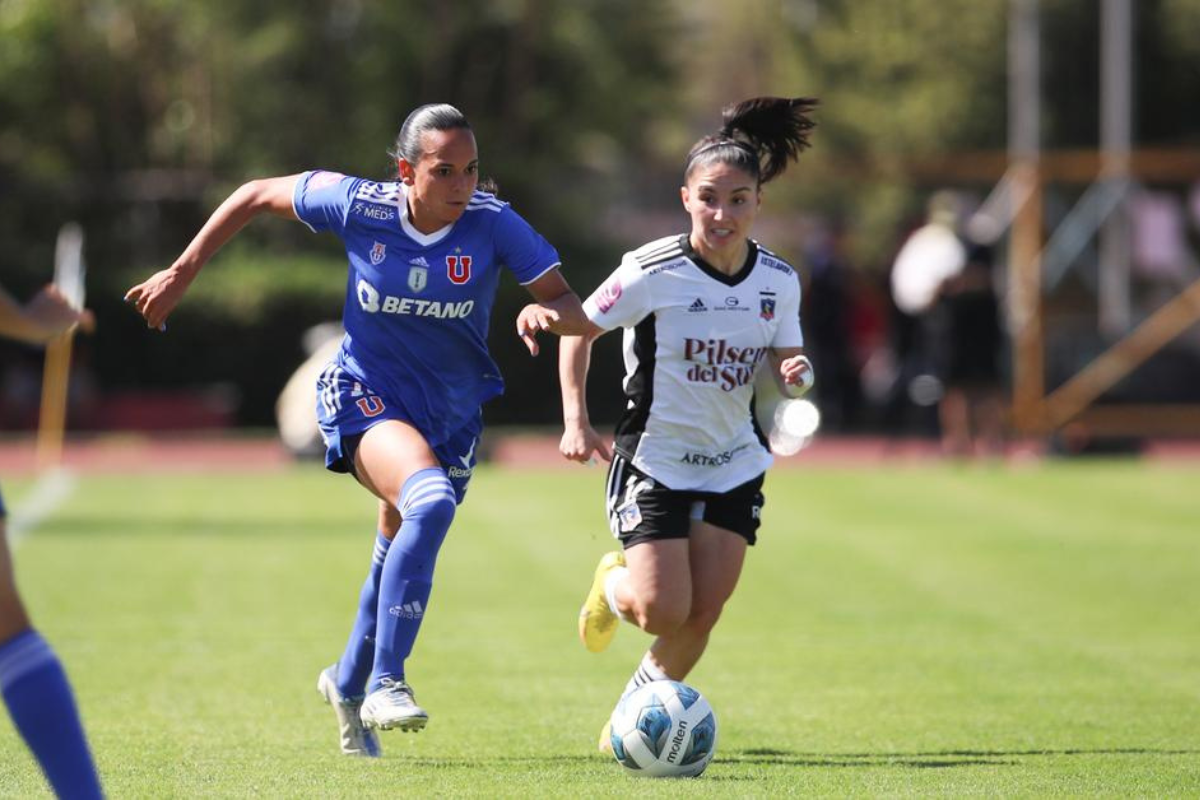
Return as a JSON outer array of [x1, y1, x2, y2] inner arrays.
[[2, 0, 1199, 431]]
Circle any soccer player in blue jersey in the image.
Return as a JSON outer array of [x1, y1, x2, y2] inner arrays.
[[0, 282, 103, 798], [125, 104, 588, 756]]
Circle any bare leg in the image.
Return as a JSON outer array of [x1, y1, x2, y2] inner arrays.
[[616, 539, 691, 636], [644, 522, 746, 680], [376, 500, 401, 539], [0, 521, 31, 642], [616, 522, 747, 681], [354, 420, 441, 512]]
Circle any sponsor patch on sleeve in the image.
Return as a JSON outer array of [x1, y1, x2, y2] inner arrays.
[[593, 275, 623, 313], [309, 171, 345, 190]]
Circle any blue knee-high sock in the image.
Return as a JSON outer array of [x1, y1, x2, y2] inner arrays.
[[0, 629, 103, 800], [369, 468, 456, 690], [335, 532, 391, 700]]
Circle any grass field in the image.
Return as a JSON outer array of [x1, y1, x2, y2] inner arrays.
[[2, 459, 1200, 796]]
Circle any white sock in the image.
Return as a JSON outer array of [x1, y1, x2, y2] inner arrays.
[[603, 565, 629, 621], [623, 652, 669, 698]]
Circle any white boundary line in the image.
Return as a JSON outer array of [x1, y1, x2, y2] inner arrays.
[[8, 468, 77, 548]]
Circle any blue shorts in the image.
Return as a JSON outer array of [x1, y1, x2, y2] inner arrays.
[[0, 485, 6, 519], [315, 365, 482, 504]]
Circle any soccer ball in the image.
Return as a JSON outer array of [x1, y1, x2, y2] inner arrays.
[[608, 680, 717, 778]]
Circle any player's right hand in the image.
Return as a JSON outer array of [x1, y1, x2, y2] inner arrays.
[[124, 266, 193, 331], [560, 423, 612, 465], [516, 303, 561, 357]]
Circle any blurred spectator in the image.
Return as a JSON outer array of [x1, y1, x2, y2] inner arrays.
[[887, 191, 1007, 455], [886, 192, 966, 436], [891, 192, 966, 319], [802, 223, 864, 431], [930, 243, 1005, 457]]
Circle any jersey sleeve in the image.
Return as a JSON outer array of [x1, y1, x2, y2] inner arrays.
[[771, 277, 805, 348], [292, 170, 356, 236], [494, 206, 562, 285], [582, 256, 652, 330]]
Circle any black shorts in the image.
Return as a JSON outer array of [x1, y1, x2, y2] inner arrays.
[[605, 454, 765, 548]]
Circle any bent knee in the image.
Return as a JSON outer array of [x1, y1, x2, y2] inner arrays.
[[378, 501, 402, 537], [682, 603, 724, 636], [399, 471, 457, 527], [630, 595, 690, 635]]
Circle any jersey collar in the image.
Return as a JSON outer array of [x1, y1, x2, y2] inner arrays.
[[398, 183, 455, 247], [681, 234, 759, 287]]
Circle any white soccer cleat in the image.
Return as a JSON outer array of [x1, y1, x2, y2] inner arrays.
[[359, 678, 429, 732], [316, 665, 381, 757]]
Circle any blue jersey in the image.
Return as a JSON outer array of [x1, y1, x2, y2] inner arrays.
[[293, 170, 560, 446]]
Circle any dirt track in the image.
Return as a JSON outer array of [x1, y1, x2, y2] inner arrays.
[[0, 431, 1195, 476]]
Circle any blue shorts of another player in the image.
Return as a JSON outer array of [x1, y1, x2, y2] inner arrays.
[[315, 367, 482, 505]]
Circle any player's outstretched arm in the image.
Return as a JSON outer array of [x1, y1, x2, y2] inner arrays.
[[0, 284, 91, 345], [124, 175, 302, 330], [559, 327, 612, 463], [516, 269, 591, 356], [769, 346, 815, 398]]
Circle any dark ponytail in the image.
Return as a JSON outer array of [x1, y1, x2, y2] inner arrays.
[[685, 96, 818, 185]]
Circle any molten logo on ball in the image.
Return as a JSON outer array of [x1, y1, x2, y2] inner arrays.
[[608, 680, 717, 778]]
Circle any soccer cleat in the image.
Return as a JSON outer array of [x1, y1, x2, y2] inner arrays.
[[578, 550, 626, 653], [598, 719, 614, 754], [316, 665, 381, 757], [359, 678, 429, 732]]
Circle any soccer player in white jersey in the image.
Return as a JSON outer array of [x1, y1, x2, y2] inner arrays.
[[556, 97, 818, 751], [0, 283, 103, 797], [126, 104, 588, 757]]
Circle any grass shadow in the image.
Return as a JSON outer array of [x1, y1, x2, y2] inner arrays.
[[721, 746, 1200, 770]]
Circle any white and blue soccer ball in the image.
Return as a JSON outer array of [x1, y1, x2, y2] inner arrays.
[[608, 680, 717, 778]]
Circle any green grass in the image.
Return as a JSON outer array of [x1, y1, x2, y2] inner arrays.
[[2, 460, 1200, 796]]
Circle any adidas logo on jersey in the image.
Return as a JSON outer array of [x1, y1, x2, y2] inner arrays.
[[409, 256, 430, 267], [688, 298, 707, 312], [388, 600, 425, 620]]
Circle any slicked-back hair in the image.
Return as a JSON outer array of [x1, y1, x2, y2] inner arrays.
[[388, 103, 497, 193], [684, 96, 818, 186], [390, 104, 472, 165]]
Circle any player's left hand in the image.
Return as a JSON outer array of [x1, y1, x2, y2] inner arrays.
[[124, 266, 194, 332], [780, 354, 815, 396], [516, 303, 561, 356], [560, 422, 612, 464]]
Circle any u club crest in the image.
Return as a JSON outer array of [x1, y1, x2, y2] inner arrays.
[[369, 241, 387, 265], [446, 254, 472, 284]]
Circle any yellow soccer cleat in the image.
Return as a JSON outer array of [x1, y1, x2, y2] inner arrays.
[[578, 550, 626, 653], [598, 719, 614, 754]]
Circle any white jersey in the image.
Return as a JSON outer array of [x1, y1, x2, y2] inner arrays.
[[583, 235, 804, 493]]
